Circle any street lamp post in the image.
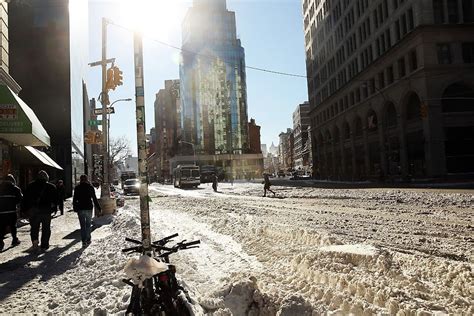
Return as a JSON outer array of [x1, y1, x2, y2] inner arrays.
[[107, 98, 132, 183], [179, 140, 196, 165]]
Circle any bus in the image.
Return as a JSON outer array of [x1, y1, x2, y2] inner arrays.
[[173, 165, 200, 188]]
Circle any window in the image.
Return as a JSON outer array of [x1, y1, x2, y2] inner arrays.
[[398, 57, 406, 77], [409, 50, 418, 71], [464, 0, 474, 22], [437, 43, 452, 64], [378, 72, 385, 89], [462, 43, 474, 63], [447, 0, 459, 23], [407, 8, 414, 30], [387, 66, 394, 84], [433, 0, 444, 24], [369, 78, 375, 95]]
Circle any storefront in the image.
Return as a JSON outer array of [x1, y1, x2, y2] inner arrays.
[[0, 85, 62, 188]]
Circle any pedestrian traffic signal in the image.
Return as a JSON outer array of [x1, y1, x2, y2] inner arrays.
[[105, 67, 115, 91], [113, 66, 123, 87]]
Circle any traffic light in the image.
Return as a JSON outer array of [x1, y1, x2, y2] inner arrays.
[[105, 67, 115, 91], [113, 66, 123, 87]]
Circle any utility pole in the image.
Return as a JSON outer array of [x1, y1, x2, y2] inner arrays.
[[89, 17, 115, 215], [133, 32, 151, 252]]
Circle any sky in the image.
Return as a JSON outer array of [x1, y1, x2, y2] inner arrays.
[[87, 0, 308, 155]]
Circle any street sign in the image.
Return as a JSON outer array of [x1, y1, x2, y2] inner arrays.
[[88, 119, 102, 126], [94, 107, 115, 115], [84, 130, 103, 144]]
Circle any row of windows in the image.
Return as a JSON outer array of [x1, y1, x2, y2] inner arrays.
[[309, 6, 415, 98], [437, 42, 474, 64], [433, 0, 474, 24], [313, 49, 420, 126]]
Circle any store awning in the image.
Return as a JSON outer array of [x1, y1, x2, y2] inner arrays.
[[24, 146, 63, 170], [0, 85, 50, 146]]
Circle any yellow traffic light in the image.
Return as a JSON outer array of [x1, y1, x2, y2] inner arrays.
[[113, 66, 123, 87], [105, 67, 115, 91]]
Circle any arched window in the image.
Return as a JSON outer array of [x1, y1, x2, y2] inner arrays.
[[384, 103, 398, 128], [354, 116, 363, 137], [367, 109, 378, 132], [406, 93, 421, 121], [442, 83, 474, 113], [343, 122, 351, 140]]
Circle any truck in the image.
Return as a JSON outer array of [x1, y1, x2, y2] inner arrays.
[[120, 171, 137, 189]]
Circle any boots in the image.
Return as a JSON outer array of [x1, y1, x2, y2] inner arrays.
[[28, 240, 39, 252]]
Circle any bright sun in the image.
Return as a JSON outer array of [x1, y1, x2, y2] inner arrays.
[[117, 0, 185, 41]]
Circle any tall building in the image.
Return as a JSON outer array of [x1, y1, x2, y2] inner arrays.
[[293, 101, 311, 170], [154, 79, 181, 180], [248, 118, 262, 154], [0, 2, 54, 186], [180, 0, 249, 155], [303, 0, 474, 180], [10, 0, 89, 194], [278, 128, 293, 170]]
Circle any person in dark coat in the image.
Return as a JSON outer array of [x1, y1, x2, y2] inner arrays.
[[56, 180, 65, 216], [73, 174, 101, 247], [0, 174, 23, 251], [22, 170, 58, 251], [212, 174, 218, 192], [263, 173, 275, 197]]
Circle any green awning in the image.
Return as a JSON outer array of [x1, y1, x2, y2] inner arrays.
[[0, 85, 50, 146]]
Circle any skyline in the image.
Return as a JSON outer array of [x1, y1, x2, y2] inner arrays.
[[87, 0, 308, 155]]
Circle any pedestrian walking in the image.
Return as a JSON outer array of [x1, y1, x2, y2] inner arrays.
[[22, 170, 58, 251], [0, 174, 23, 251], [73, 175, 101, 248], [56, 180, 65, 216], [263, 173, 275, 197], [212, 174, 218, 192]]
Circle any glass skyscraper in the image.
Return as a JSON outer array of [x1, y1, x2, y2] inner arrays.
[[180, 0, 249, 155]]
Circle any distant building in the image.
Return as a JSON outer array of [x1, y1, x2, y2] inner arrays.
[[180, 0, 249, 155], [293, 102, 310, 170], [303, 0, 474, 180], [278, 128, 292, 170], [248, 118, 262, 154], [154, 79, 180, 181], [269, 142, 279, 156], [261, 144, 268, 157]]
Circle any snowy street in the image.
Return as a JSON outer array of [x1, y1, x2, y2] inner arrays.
[[0, 182, 473, 315]]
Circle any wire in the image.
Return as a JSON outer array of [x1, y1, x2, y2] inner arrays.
[[108, 21, 309, 79]]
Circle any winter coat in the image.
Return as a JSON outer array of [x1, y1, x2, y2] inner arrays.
[[22, 180, 58, 215], [0, 182, 23, 215], [73, 182, 101, 212]]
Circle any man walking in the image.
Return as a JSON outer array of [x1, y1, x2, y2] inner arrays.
[[0, 174, 22, 251], [23, 170, 58, 251], [73, 175, 101, 248], [56, 180, 65, 216], [263, 173, 276, 197]]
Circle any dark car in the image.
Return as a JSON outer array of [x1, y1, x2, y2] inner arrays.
[[123, 178, 140, 195], [277, 170, 285, 177]]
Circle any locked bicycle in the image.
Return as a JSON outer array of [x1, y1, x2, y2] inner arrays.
[[122, 233, 200, 315]]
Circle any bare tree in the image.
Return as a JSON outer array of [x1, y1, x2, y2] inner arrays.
[[109, 136, 133, 180]]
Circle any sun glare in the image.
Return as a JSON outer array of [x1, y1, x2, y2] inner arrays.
[[118, 0, 185, 41]]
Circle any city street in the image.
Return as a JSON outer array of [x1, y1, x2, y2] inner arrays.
[[1, 183, 472, 314]]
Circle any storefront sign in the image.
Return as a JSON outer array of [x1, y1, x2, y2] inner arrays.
[[0, 104, 28, 133]]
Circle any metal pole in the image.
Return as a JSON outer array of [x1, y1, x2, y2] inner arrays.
[[133, 32, 151, 252], [101, 17, 110, 200]]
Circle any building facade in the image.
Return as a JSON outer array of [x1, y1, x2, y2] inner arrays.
[[10, 0, 88, 193], [278, 128, 293, 170], [303, 0, 474, 180], [180, 0, 249, 155], [154, 79, 181, 181], [293, 101, 311, 170], [248, 118, 262, 154]]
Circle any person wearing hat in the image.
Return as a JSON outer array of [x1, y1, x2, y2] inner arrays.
[[22, 170, 58, 251], [73, 174, 101, 247], [0, 174, 23, 251]]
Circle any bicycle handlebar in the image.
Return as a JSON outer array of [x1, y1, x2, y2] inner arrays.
[[122, 234, 200, 256]]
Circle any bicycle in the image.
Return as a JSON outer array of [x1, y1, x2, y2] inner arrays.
[[122, 233, 200, 315]]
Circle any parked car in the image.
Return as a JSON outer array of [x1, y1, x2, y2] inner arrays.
[[277, 170, 285, 177], [123, 178, 140, 195]]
